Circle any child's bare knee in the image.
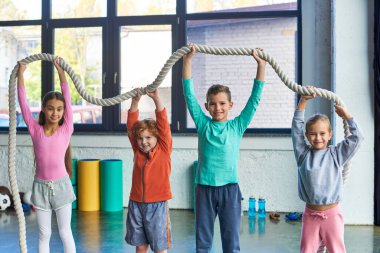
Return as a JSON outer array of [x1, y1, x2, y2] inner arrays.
[[136, 244, 149, 253]]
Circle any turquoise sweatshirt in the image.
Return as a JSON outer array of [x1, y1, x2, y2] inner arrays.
[[183, 78, 265, 186]]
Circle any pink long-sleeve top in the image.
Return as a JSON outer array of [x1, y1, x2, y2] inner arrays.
[[18, 82, 73, 181]]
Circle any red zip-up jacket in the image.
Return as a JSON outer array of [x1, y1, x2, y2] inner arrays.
[[127, 108, 172, 203]]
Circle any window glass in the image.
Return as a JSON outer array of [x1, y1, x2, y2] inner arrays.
[[94, 108, 102, 123], [0, 114, 9, 127], [54, 27, 103, 124], [117, 0, 175, 16], [119, 25, 172, 124], [0, 0, 41, 21], [73, 112, 82, 124], [0, 1, 299, 133], [52, 0, 107, 19], [187, 0, 297, 13], [16, 109, 40, 127], [0, 26, 41, 127], [186, 17, 297, 129], [83, 111, 93, 123]]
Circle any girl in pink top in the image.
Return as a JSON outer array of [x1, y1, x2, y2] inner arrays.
[[18, 58, 76, 253]]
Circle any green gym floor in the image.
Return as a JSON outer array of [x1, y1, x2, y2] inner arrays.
[[0, 209, 379, 252]]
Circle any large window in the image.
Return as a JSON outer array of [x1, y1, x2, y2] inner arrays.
[[52, 0, 107, 19], [187, 17, 297, 129], [120, 25, 172, 124], [0, 0, 300, 134], [0, 0, 41, 21], [117, 0, 176, 16], [54, 27, 103, 124], [0, 25, 41, 127], [187, 0, 297, 13]]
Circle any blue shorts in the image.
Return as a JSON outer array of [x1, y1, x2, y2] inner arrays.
[[125, 200, 172, 251], [31, 175, 76, 211]]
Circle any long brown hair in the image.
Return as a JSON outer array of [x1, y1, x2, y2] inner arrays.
[[38, 91, 72, 177]]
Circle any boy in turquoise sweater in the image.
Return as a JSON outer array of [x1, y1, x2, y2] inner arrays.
[[182, 45, 266, 252]]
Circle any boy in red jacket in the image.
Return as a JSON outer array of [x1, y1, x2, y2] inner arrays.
[[125, 88, 172, 253]]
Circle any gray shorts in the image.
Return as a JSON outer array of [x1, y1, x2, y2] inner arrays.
[[31, 175, 76, 211], [125, 200, 172, 251]]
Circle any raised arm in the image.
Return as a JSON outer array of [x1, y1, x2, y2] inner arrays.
[[182, 45, 207, 127], [291, 89, 316, 163], [146, 88, 164, 112], [127, 89, 142, 151], [334, 104, 352, 121], [130, 89, 142, 113], [146, 88, 171, 151], [297, 91, 316, 111], [53, 57, 68, 84], [17, 62, 38, 131], [234, 48, 266, 132], [17, 62, 26, 87], [183, 45, 196, 79], [54, 57, 73, 127], [252, 48, 266, 82], [334, 104, 364, 166]]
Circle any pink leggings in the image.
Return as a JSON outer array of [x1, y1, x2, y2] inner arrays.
[[300, 205, 345, 253]]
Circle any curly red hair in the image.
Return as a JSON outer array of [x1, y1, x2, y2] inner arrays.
[[131, 118, 159, 139]]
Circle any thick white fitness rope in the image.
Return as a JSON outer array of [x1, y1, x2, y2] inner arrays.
[[8, 45, 349, 252]]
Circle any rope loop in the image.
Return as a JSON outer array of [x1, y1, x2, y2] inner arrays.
[[8, 44, 350, 253]]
